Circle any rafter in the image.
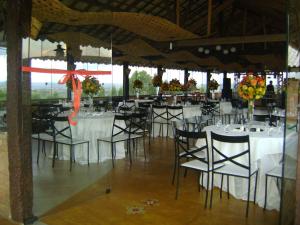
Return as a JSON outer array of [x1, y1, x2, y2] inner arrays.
[[170, 34, 286, 47]]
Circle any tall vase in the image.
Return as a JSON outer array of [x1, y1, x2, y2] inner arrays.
[[136, 90, 140, 99], [248, 100, 255, 121]]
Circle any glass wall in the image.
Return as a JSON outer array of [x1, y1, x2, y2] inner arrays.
[[189, 71, 207, 92], [280, 1, 299, 223], [128, 66, 156, 96], [0, 47, 6, 102]]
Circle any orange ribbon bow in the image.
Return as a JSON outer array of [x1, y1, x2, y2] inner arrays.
[[22, 66, 112, 125]]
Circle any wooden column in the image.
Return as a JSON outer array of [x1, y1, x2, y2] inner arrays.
[[157, 65, 163, 77], [123, 62, 129, 100], [7, 0, 34, 223], [184, 68, 189, 85], [206, 70, 211, 98]]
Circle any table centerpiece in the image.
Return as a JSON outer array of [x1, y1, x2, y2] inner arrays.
[[133, 79, 143, 99], [237, 73, 266, 120], [208, 79, 219, 99], [82, 76, 102, 108]]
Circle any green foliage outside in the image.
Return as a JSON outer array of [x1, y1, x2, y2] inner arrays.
[[0, 89, 6, 101], [129, 71, 156, 96]]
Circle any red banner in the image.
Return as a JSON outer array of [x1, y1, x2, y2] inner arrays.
[[22, 66, 112, 126]]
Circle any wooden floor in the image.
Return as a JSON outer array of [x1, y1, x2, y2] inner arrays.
[[37, 137, 279, 225]]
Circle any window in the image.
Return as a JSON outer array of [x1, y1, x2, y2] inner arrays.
[[129, 66, 156, 96]]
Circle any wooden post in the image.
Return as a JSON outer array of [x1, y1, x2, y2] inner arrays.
[[184, 68, 189, 85], [206, 70, 211, 98], [123, 62, 130, 100], [6, 0, 35, 223]]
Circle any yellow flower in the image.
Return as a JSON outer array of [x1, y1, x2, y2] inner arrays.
[[248, 87, 254, 94], [242, 85, 248, 91]]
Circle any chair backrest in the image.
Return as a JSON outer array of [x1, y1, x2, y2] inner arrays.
[[184, 116, 202, 132], [111, 114, 132, 139], [152, 105, 167, 122], [130, 112, 148, 134], [51, 116, 73, 142], [175, 128, 209, 165], [167, 105, 184, 121], [211, 132, 251, 174], [32, 113, 52, 134]]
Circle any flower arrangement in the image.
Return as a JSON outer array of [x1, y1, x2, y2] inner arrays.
[[208, 79, 219, 91], [133, 79, 143, 89], [82, 76, 101, 97], [160, 81, 169, 92], [237, 73, 266, 101], [152, 74, 162, 87], [187, 78, 197, 90], [168, 78, 182, 92]]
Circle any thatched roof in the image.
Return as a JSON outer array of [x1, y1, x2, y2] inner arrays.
[[6, 0, 293, 71]]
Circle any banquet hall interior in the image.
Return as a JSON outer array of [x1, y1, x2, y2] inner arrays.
[[0, 0, 299, 225]]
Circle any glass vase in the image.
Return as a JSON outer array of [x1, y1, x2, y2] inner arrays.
[[248, 100, 254, 121]]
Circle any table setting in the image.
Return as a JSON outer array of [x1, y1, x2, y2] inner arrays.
[[196, 122, 289, 211]]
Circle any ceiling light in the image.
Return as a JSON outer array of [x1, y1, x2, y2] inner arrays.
[[204, 49, 210, 54], [216, 45, 222, 51], [223, 49, 229, 55], [230, 47, 236, 53], [198, 47, 204, 52]]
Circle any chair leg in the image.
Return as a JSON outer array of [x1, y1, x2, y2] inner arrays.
[[143, 136, 146, 161], [264, 175, 268, 210], [172, 155, 177, 185], [70, 145, 73, 172], [205, 171, 209, 208], [175, 163, 181, 200], [111, 142, 115, 168], [52, 141, 57, 168], [246, 177, 251, 217], [220, 174, 224, 199], [198, 172, 202, 192], [254, 171, 258, 204], [128, 140, 132, 165], [210, 172, 214, 209], [87, 142, 90, 166], [97, 140, 100, 163], [37, 139, 40, 164], [227, 175, 230, 199]]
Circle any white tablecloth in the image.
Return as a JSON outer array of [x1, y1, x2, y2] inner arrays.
[[55, 112, 126, 164], [196, 124, 287, 210], [152, 105, 202, 137], [219, 102, 233, 114]]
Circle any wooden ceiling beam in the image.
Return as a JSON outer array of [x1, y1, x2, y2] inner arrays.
[[170, 34, 286, 47], [207, 0, 212, 35], [186, 0, 234, 32]]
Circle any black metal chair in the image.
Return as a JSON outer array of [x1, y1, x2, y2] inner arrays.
[[32, 113, 53, 164], [151, 105, 168, 137], [167, 105, 184, 137], [97, 114, 136, 167], [32, 106, 60, 164], [130, 112, 149, 160], [210, 132, 258, 217], [51, 116, 90, 171], [174, 128, 210, 208]]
